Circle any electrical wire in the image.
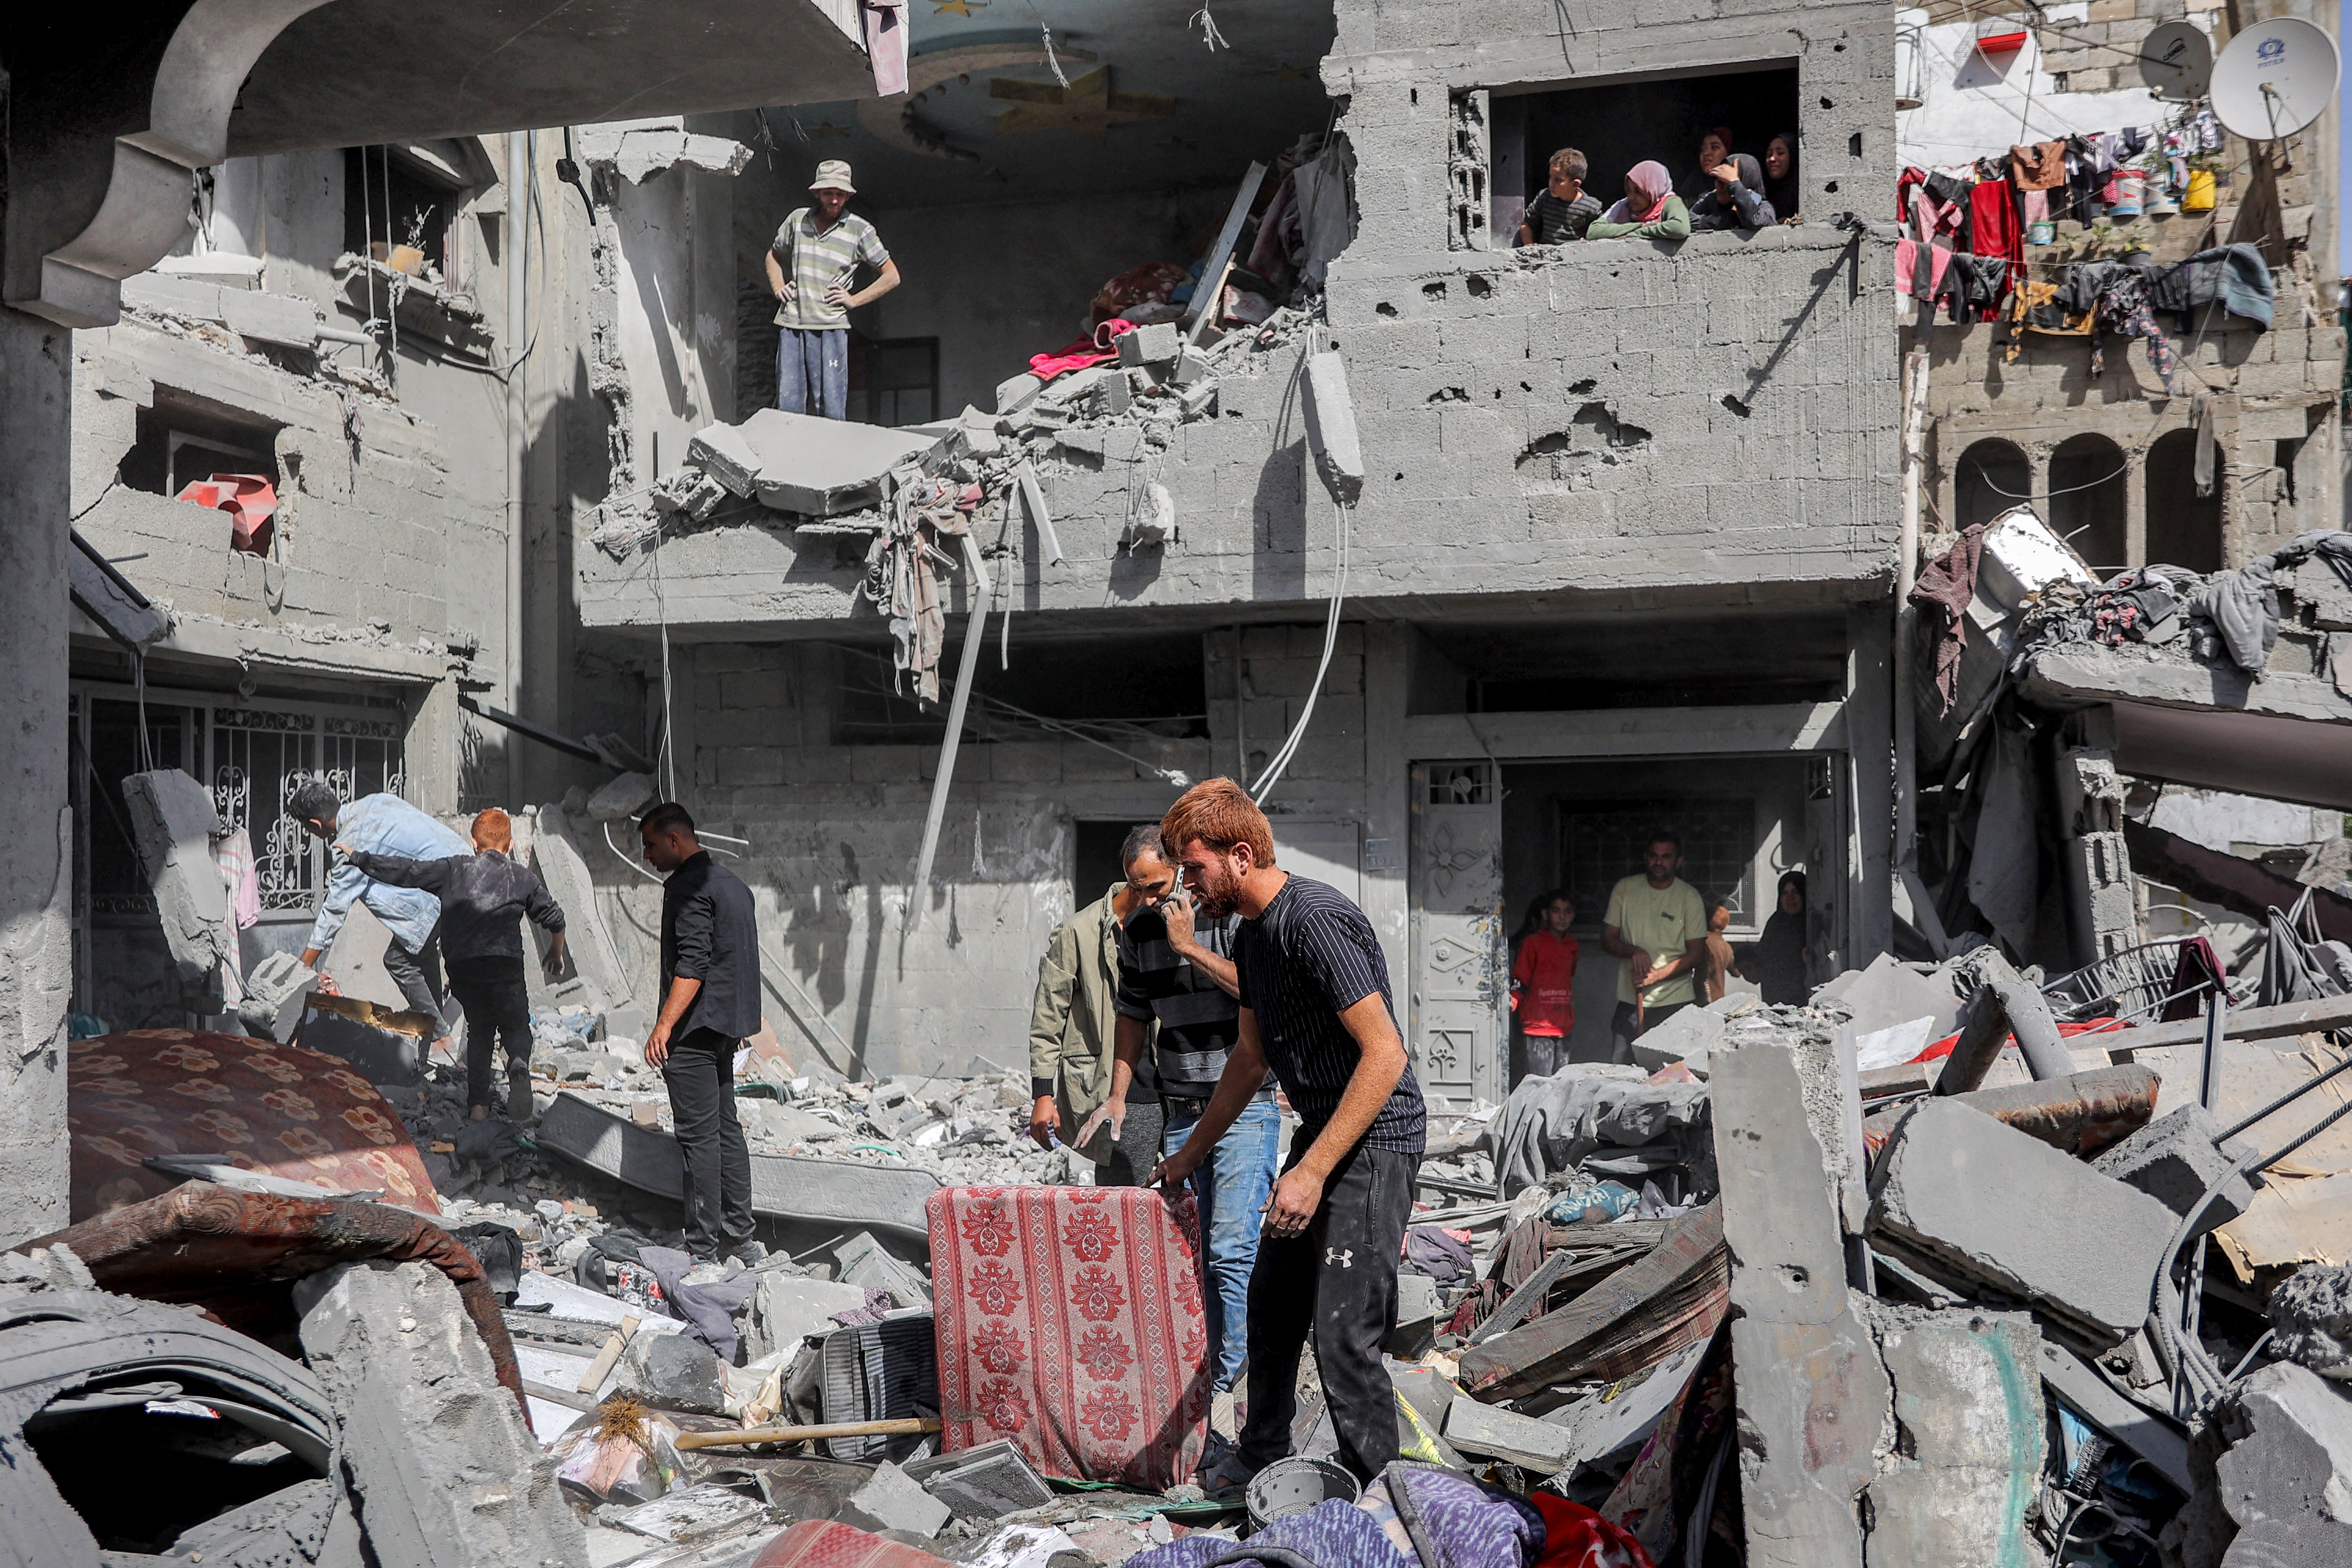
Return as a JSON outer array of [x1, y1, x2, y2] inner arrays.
[[1249, 494, 1350, 803]]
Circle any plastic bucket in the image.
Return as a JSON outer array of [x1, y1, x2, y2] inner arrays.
[[2184, 169, 2216, 210], [1247, 1456, 1361, 1529], [2109, 172, 2143, 216], [2026, 220, 2056, 245]]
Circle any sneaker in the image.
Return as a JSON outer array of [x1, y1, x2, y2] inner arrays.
[[724, 1240, 769, 1266]]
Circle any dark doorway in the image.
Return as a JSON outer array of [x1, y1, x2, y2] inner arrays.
[[1074, 820, 1138, 904], [2145, 428, 2222, 572], [1955, 437, 2031, 530], [2048, 433, 2128, 575]]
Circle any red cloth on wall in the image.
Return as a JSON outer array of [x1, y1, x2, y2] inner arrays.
[[1968, 178, 2025, 301], [1511, 931, 1581, 1038], [929, 1185, 1211, 1489]]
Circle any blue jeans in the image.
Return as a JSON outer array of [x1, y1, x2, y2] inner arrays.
[[777, 327, 849, 419], [1164, 1094, 1281, 1391]]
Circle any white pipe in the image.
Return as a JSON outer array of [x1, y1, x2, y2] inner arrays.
[[505, 130, 531, 766], [316, 324, 373, 346], [905, 536, 992, 931], [1893, 347, 1929, 873]]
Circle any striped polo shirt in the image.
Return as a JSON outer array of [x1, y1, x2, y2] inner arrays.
[[1115, 905, 1270, 1100], [770, 207, 889, 331], [1234, 874, 1426, 1154]]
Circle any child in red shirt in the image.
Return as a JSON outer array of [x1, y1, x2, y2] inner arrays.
[[1511, 890, 1581, 1081]]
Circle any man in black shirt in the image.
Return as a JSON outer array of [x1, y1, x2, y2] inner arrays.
[[1152, 780, 1425, 1488], [642, 801, 762, 1264], [1103, 825, 1278, 1397]]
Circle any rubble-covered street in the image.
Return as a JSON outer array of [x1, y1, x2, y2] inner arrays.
[[5, 0, 2350, 1564]]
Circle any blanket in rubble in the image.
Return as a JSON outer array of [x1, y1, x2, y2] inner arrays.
[[1124, 1463, 1649, 1568], [928, 1185, 1211, 1489], [66, 1028, 439, 1220]]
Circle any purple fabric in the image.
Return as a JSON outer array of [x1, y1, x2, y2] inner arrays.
[[1129, 1499, 1408, 1568], [1404, 1229, 1474, 1285], [1126, 1466, 1543, 1568], [642, 1245, 759, 1363]]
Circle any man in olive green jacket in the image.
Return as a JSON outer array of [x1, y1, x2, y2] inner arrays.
[[1027, 881, 1163, 1183]]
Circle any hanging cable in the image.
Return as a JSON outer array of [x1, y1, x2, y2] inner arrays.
[[1189, 6, 1229, 50], [1249, 495, 1350, 803]]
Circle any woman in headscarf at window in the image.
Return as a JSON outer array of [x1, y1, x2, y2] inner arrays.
[[1763, 131, 1802, 224], [1681, 125, 1737, 201], [1690, 152, 1776, 230], [1585, 160, 1691, 241]]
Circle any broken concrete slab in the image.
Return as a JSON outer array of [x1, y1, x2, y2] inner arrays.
[[576, 117, 752, 183], [1301, 350, 1364, 506], [2268, 1263, 2352, 1380], [1116, 322, 1179, 368], [1730, 1310, 1887, 1568], [1710, 1032, 1849, 1328], [1442, 1392, 1573, 1473], [685, 410, 943, 518], [1855, 1298, 2044, 1565], [835, 1459, 952, 1538], [530, 808, 634, 1012], [1830, 952, 1962, 1041], [237, 949, 317, 1042], [617, 1327, 731, 1416], [2092, 1103, 2257, 1238], [122, 768, 232, 992], [740, 1273, 870, 1362], [2211, 1362, 2352, 1567], [294, 1258, 587, 1568], [835, 1229, 932, 1307], [995, 372, 1044, 416], [1548, 1338, 1705, 1469], [537, 1090, 941, 1236], [1870, 1099, 2180, 1350], [1628, 1003, 1723, 1076]]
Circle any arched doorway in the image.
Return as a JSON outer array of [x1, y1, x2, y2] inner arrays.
[[2048, 433, 2129, 577], [2146, 429, 2222, 572], [1955, 437, 2031, 530]]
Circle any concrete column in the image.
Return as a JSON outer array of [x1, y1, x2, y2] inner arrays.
[[1845, 604, 1895, 966], [1360, 622, 1411, 992], [2124, 441, 2148, 568], [0, 308, 76, 1243]]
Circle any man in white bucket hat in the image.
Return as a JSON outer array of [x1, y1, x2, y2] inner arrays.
[[764, 160, 901, 419]]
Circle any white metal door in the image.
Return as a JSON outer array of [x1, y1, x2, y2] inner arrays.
[[1409, 760, 1505, 1109]]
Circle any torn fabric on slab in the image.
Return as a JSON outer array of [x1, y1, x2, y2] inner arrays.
[[1910, 522, 1988, 713], [862, 2, 909, 96], [1964, 717, 2042, 959], [2189, 559, 2280, 672]]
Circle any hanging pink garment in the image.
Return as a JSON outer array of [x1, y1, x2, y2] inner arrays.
[[862, 3, 909, 96]]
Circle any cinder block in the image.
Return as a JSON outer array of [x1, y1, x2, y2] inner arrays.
[[2090, 1105, 2255, 1238], [835, 1460, 953, 1538], [1117, 322, 1180, 368]]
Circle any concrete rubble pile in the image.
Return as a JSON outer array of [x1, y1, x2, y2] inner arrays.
[[587, 306, 1310, 566]]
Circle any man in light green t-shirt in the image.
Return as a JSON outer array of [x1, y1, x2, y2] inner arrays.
[[1601, 833, 1710, 1063]]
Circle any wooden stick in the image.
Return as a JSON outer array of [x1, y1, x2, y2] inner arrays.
[[674, 1416, 942, 1452], [575, 1314, 639, 1394]]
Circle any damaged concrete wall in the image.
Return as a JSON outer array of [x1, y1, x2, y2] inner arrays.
[[579, 624, 1390, 1080]]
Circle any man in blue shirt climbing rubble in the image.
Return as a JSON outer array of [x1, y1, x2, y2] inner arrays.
[[293, 780, 470, 1042], [1151, 778, 1426, 1492]]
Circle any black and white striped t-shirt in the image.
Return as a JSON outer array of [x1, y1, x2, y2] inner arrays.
[[1114, 906, 1265, 1099], [1234, 874, 1426, 1154]]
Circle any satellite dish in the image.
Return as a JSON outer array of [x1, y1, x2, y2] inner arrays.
[[2139, 21, 2213, 101], [2209, 17, 2340, 140]]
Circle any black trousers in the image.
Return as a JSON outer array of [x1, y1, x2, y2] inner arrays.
[[448, 959, 532, 1112], [1094, 1098, 1167, 1186], [378, 929, 445, 1020], [1609, 1000, 1688, 1065], [1239, 1138, 1419, 1481], [662, 1026, 754, 1258]]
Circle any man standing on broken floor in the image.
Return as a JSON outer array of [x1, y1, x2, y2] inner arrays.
[[1103, 824, 1279, 1402], [1153, 780, 1425, 1492], [765, 159, 902, 421], [641, 801, 765, 1267]]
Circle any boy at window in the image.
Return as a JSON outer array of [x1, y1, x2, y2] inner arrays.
[[1517, 148, 1603, 246]]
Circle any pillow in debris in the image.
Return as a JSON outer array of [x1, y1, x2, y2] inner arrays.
[[67, 1027, 440, 1220]]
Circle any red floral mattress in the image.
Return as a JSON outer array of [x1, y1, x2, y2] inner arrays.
[[68, 1029, 440, 1219], [928, 1185, 1212, 1490]]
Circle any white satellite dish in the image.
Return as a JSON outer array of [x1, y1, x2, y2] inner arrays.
[[2139, 21, 2213, 101], [2208, 17, 2340, 141]]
